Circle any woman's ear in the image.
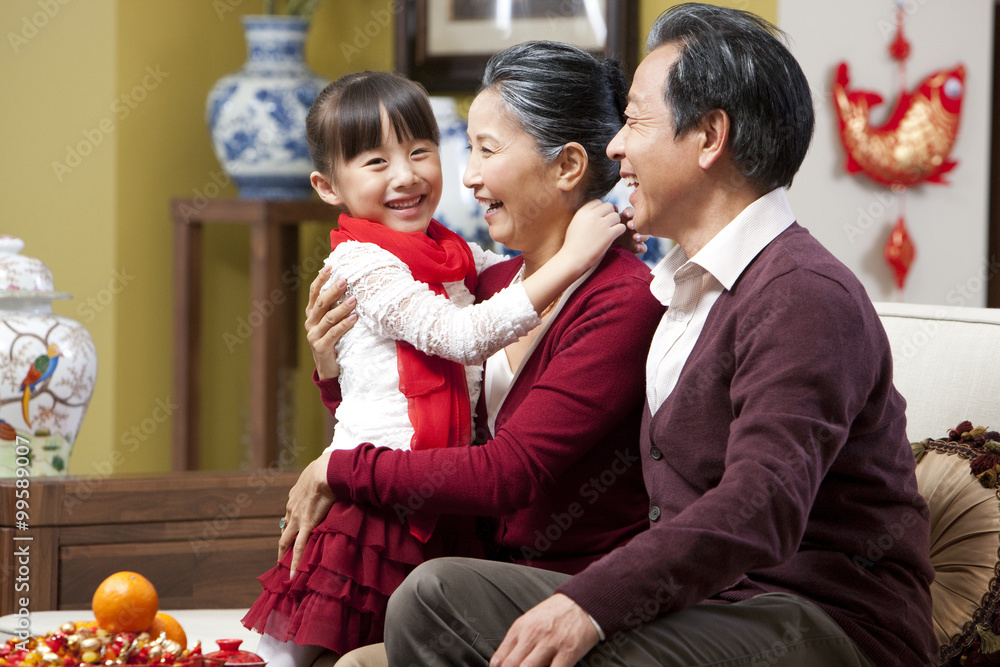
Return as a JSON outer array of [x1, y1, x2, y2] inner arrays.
[[554, 142, 589, 193], [311, 171, 344, 207]]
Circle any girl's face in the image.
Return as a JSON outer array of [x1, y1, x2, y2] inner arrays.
[[314, 112, 442, 234], [464, 89, 560, 251]]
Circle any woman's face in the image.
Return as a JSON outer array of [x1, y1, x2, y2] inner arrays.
[[464, 89, 560, 251]]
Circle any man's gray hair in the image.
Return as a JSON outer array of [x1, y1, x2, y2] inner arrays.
[[646, 3, 815, 192]]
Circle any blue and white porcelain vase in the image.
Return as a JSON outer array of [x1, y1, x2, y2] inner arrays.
[[206, 16, 328, 199]]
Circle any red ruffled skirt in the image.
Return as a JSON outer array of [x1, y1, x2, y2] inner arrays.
[[241, 502, 482, 654]]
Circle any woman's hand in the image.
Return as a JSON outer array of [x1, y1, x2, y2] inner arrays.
[[305, 266, 358, 380], [278, 451, 335, 577], [614, 206, 649, 256]]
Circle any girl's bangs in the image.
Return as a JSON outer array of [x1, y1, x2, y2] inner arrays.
[[336, 79, 439, 164]]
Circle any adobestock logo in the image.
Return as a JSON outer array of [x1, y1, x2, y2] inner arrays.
[[51, 65, 169, 183], [7, 0, 72, 54], [77, 267, 135, 323], [339, 0, 400, 63]]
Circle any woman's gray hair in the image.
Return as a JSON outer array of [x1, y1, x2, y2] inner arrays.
[[481, 41, 627, 201], [647, 3, 815, 192]]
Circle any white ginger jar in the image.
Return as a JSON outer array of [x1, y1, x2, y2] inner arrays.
[[0, 237, 97, 475]]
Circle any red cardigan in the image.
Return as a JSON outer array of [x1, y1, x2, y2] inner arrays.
[[321, 248, 664, 573]]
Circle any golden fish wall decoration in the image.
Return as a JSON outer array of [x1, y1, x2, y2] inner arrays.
[[832, 61, 965, 188]]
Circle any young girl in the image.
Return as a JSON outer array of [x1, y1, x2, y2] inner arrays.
[[241, 70, 624, 665]]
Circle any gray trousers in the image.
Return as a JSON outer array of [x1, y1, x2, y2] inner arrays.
[[384, 557, 877, 667]]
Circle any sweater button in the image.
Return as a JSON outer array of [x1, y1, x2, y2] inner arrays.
[[650, 446, 662, 460], [648, 506, 661, 522]]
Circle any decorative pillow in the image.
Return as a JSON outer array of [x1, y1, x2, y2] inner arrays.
[[913, 421, 1000, 666]]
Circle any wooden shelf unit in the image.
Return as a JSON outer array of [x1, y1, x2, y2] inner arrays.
[[171, 198, 339, 471]]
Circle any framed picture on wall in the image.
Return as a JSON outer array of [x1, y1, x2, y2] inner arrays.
[[395, 0, 638, 92]]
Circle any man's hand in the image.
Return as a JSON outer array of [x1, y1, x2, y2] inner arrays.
[[278, 451, 335, 577], [489, 594, 600, 667]]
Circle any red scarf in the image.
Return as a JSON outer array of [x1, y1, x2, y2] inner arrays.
[[330, 213, 477, 457]]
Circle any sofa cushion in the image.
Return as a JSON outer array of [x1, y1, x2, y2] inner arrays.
[[914, 424, 1000, 665]]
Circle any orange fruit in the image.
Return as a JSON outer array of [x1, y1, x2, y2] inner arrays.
[[147, 612, 186, 648], [91, 571, 159, 633]]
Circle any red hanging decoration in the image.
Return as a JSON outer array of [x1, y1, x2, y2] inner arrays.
[[888, 5, 911, 63], [884, 216, 915, 290], [830, 1, 966, 293]]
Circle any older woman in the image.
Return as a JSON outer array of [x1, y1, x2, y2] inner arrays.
[[278, 41, 662, 665]]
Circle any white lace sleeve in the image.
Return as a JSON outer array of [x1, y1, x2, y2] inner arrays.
[[325, 242, 539, 365], [468, 241, 509, 275]]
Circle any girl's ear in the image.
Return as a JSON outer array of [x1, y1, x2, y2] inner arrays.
[[311, 171, 344, 206], [554, 142, 589, 193]]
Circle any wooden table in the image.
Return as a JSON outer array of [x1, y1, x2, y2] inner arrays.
[[171, 198, 339, 470], [0, 471, 298, 615]]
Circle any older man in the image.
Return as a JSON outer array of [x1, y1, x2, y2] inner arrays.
[[383, 4, 936, 667]]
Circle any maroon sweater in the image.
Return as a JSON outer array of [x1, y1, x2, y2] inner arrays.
[[557, 224, 936, 667], [323, 248, 664, 572]]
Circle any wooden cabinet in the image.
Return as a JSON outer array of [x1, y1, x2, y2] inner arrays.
[[0, 471, 297, 615]]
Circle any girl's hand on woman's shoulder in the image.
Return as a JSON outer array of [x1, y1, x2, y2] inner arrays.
[[305, 266, 358, 380], [560, 200, 626, 271], [614, 206, 649, 256]]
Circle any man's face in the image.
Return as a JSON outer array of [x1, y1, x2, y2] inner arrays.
[[607, 44, 703, 240]]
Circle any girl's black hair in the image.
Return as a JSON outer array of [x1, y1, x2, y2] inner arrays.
[[306, 70, 439, 177]]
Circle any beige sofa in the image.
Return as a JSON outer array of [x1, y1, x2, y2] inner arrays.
[[876, 301, 1000, 665], [876, 301, 1000, 444], [3, 302, 998, 666]]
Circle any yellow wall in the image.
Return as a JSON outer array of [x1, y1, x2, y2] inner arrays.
[[0, 0, 774, 476], [2, 1, 119, 475], [114, 1, 259, 472]]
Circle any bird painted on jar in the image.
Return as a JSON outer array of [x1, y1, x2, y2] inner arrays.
[[19, 343, 61, 428]]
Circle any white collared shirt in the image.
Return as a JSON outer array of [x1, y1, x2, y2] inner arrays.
[[645, 188, 796, 414]]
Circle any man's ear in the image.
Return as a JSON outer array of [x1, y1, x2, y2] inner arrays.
[[311, 171, 344, 207], [554, 142, 589, 192], [697, 109, 730, 171]]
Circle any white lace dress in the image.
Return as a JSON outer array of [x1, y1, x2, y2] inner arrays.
[[323, 241, 540, 452]]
